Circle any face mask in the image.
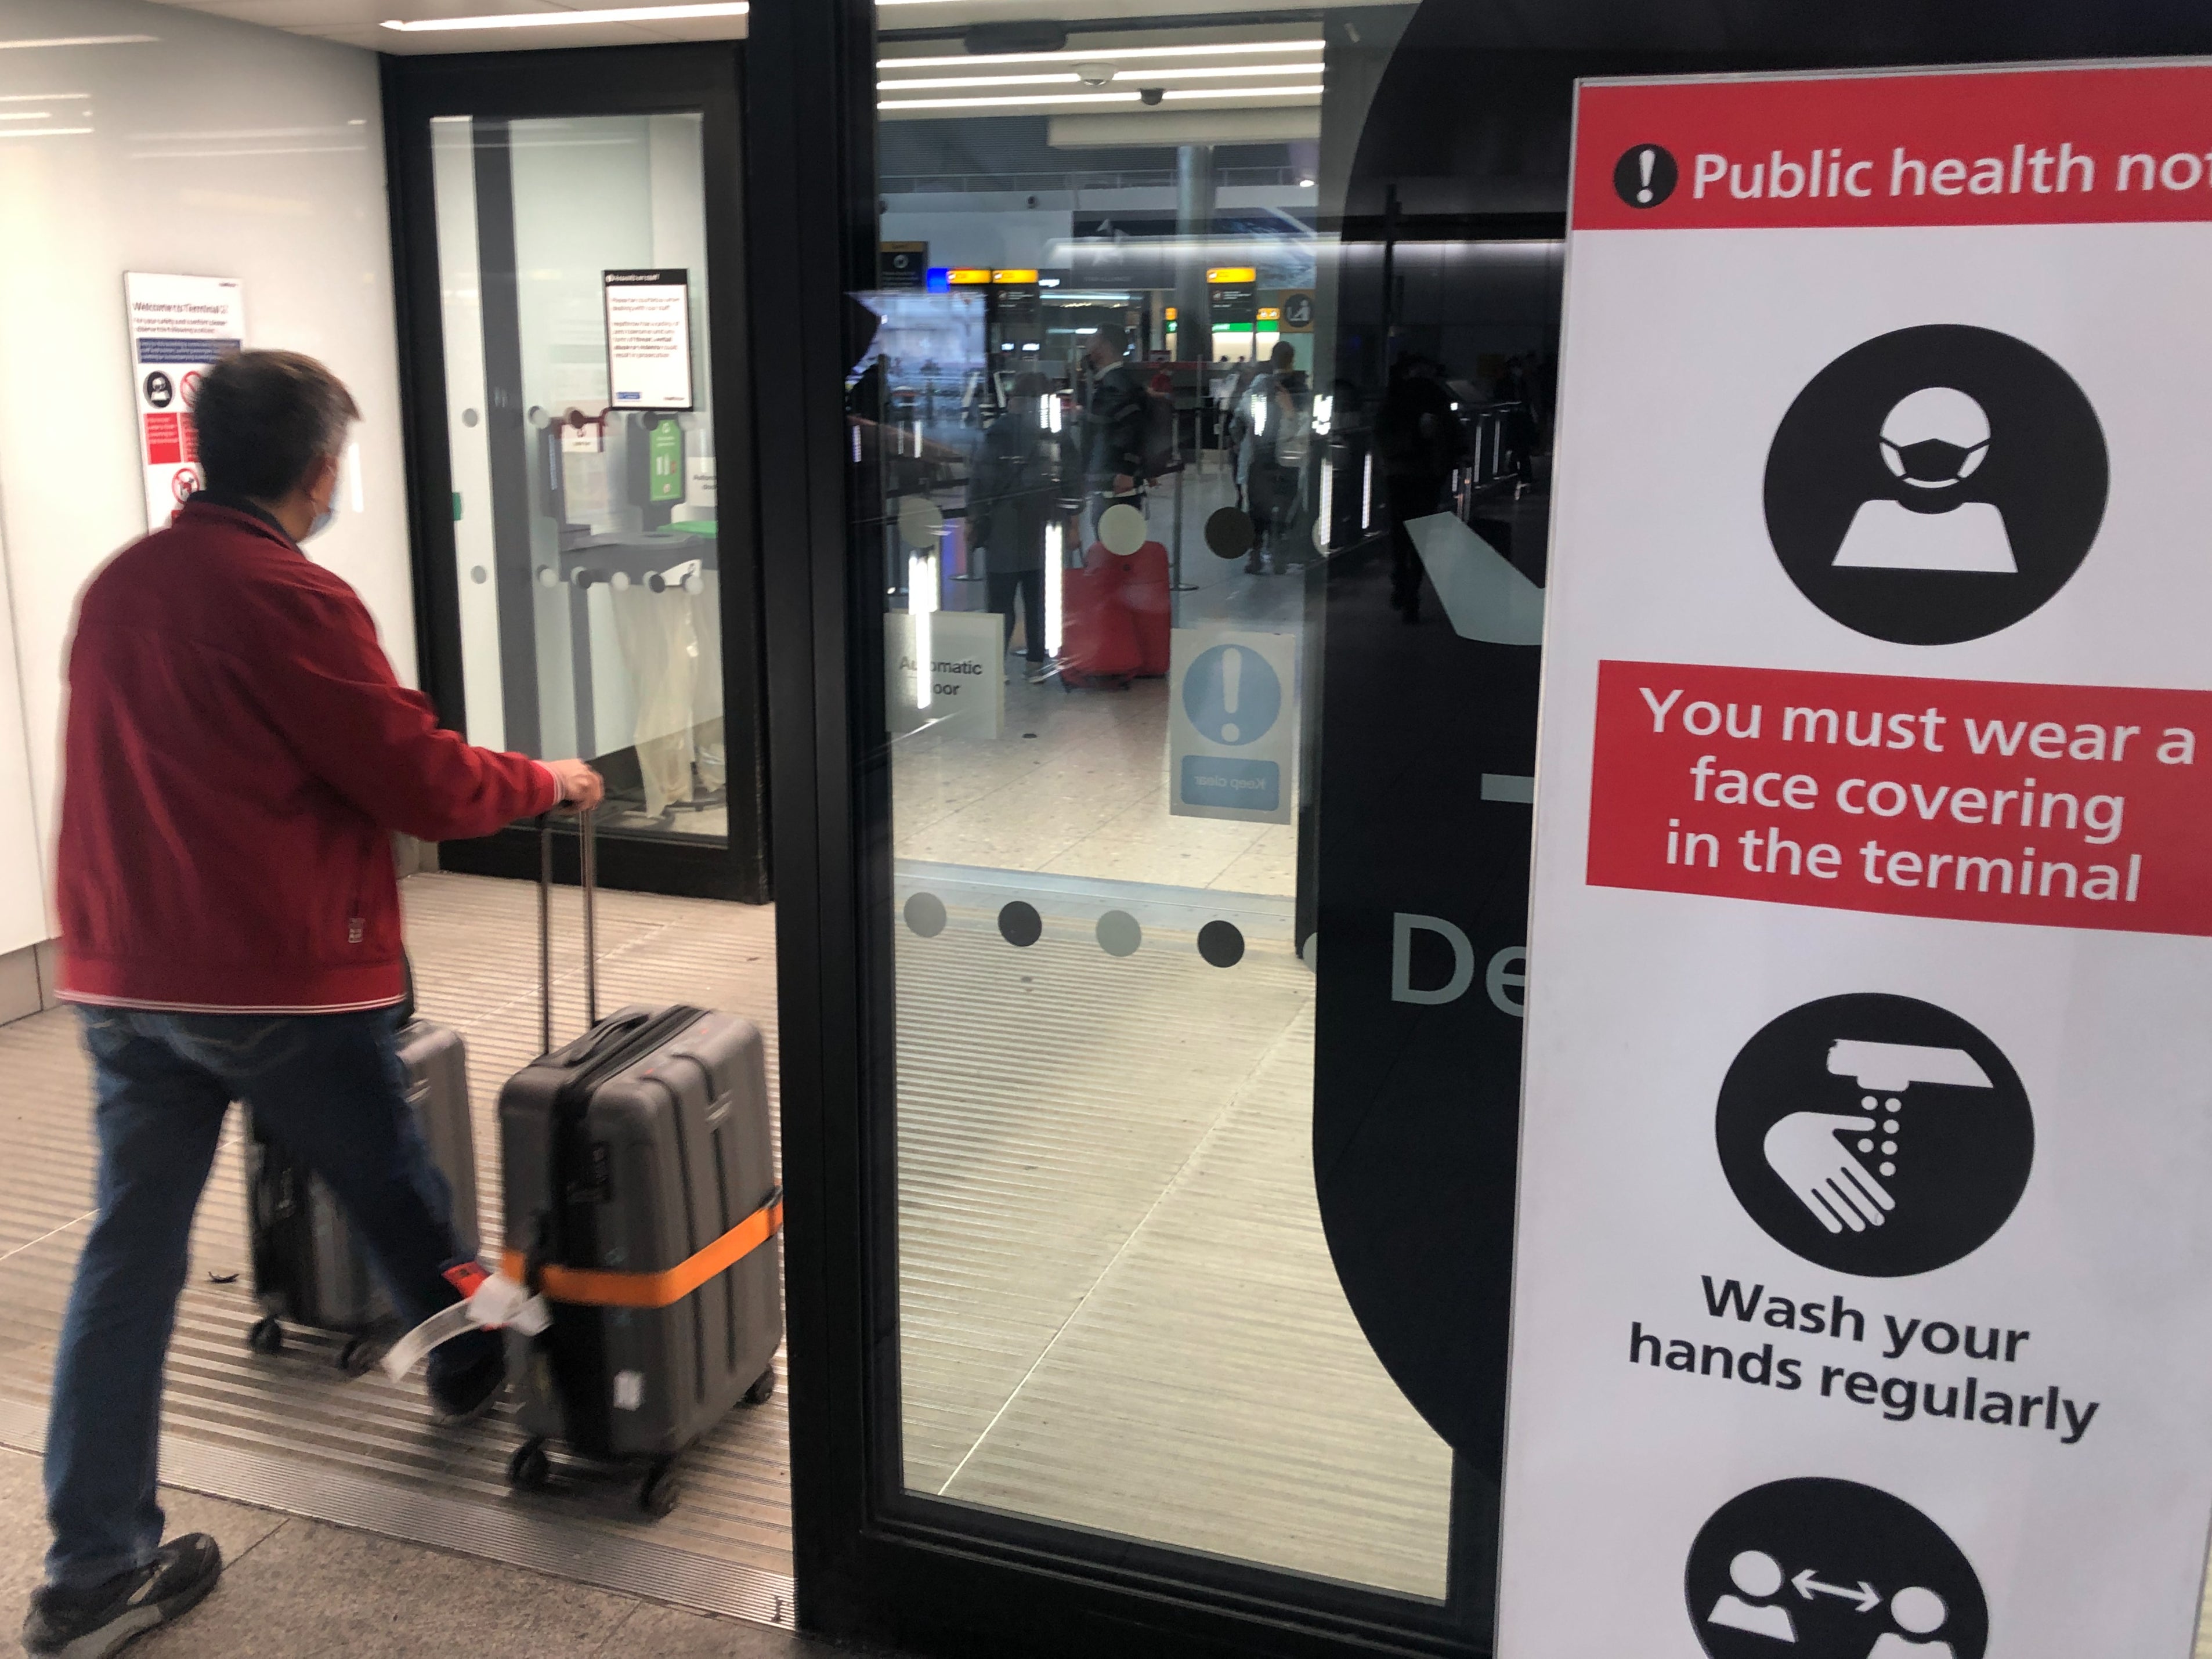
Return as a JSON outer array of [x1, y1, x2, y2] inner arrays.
[[1882, 436, 1987, 489], [302, 465, 340, 540]]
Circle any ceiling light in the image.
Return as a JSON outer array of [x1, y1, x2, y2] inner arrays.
[[881, 90, 1141, 111], [1114, 63, 1322, 80], [382, 3, 746, 31], [0, 34, 155, 50], [0, 112, 49, 120], [881, 39, 1324, 70], [0, 90, 87, 100], [0, 126, 91, 138], [878, 72, 1080, 89], [1299, 176, 1316, 187], [1162, 85, 1324, 100]]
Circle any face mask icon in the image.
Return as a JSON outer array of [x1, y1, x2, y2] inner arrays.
[[1764, 324, 2106, 644], [1835, 386, 2014, 573], [1763, 1040, 1993, 1236]]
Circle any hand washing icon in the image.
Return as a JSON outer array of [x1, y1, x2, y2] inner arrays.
[[1765, 1042, 1993, 1237], [1717, 996, 2033, 1276]]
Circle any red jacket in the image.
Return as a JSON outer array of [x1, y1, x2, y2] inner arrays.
[[57, 500, 558, 1013]]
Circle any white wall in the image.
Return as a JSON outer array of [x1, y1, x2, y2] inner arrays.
[[0, 0, 413, 946]]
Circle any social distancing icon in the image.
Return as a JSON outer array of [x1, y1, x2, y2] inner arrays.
[[1687, 1477, 1986, 1658], [1715, 995, 2032, 1276]]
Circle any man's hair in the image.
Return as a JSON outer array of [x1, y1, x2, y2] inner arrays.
[[1091, 321, 1129, 355], [193, 350, 360, 500], [1271, 341, 1296, 369], [1010, 371, 1050, 399]]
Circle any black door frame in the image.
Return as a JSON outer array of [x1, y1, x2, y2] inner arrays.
[[383, 43, 769, 902]]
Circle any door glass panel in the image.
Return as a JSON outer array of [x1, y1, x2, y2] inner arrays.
[[430, 111, 727, 844], [861, 10, 1463, 1602]]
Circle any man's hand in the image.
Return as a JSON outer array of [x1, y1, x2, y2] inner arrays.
[[1112, 473, 1136, 493], [544, 758, 605, 812]]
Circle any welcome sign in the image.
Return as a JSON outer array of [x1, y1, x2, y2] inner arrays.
[[1499, 63, 2212, 1657]]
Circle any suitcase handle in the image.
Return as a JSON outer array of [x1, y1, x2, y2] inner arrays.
[[536, 808, 601, 1056]]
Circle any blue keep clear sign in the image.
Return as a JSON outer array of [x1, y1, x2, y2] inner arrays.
[[1168, 628, 1297, 824]]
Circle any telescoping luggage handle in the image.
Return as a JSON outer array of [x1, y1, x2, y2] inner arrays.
[[537, 809, 600, 1055]]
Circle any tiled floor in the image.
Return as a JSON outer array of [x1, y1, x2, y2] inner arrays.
[[0, 1447, 847, 1659]]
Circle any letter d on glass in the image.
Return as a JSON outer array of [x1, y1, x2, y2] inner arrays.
[[1392, 913, 1475, 1005]]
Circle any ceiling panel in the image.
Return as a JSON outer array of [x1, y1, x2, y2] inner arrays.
[[143, 0, 744, 54]]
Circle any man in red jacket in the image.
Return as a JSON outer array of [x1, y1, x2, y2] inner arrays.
[[25, 350, 602, 1658]]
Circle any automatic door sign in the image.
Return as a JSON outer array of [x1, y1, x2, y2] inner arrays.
[[1687, 1478, 1987, 1658], [1764, 326, 2107, 645], [1716, 995, 2032, 1277]]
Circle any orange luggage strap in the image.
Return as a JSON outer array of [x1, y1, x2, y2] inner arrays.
[[505, 1189, 783, 1310]]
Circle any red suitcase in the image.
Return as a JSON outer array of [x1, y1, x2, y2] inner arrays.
[[1124, 538, 1171, 676], [1059, 547, 1143, 688]]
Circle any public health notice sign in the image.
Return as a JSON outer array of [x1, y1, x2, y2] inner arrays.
[[602, 269, 693, 411], [124, 273, 242, 530], [1500, 63, 2212, 1657]]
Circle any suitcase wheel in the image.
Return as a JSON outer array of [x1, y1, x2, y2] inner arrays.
[[247, 1317, 284, 1356], [507, 1438, 552, 1492], [743, 1364, 776, 1407], [638, 1458, 680, 1519]]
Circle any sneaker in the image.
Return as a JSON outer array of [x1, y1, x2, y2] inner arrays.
[[23, 1534, 221, 1658], [1025, 662, 1058, 685], [428, 1333, 507, 1422]]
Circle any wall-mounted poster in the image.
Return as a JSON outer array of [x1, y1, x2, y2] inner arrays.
[[124, 272, 243, 530], [603, 268, 693, 411]]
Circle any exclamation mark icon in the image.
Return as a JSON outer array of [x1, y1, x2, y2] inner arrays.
[[1219, 648, 1242, 743], [1636, 147, 1656, 204]]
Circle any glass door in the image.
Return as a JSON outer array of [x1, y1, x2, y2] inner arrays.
[[754, 2, 1494, 1654], [389, 46, 763, 899]]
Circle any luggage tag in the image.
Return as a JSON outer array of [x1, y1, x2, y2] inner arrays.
[[379, 1266, 551, 1382]]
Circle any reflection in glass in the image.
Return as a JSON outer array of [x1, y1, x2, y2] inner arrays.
[[862, 12, 1459, 1600], [429, 111, 727, 844]]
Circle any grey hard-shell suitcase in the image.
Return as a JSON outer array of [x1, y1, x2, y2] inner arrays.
[[498, 814, 781, 1516], [244, 1007, 480, 1374]]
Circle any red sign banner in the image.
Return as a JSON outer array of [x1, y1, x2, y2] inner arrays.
[[1576, 63, 2212, 230], [1586, 659, 2212, 935]]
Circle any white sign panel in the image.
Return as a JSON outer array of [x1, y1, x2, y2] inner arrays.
[[124, 272, 243, 530], [1167, 627, 1296, 825], [1501, 63, 2212, 1658], [603, 269, 693, 411], [887, 608, 1003, 741]]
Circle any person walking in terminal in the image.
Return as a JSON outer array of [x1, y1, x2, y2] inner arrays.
[[970, 370, 1075, 683], [1243, 341, 1314, 576], [1078, 319, 1150, 538], [1374, 352, 1467, 623], [22, 350, 603, 1659]]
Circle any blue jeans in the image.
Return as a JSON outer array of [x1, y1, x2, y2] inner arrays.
[[45, 1006, 491, 1589]]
